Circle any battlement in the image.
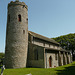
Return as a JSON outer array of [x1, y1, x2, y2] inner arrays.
[[8, 1, 28, 9]]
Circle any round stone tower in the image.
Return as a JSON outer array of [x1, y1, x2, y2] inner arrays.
[[5, 0, 28, 68]]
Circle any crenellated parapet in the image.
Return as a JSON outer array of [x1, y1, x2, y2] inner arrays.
[[8, 1, 28, 10]]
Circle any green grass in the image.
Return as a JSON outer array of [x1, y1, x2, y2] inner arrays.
[[0, 62, 75, 75]]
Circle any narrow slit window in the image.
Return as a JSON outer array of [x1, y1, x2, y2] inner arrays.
[[18, 14, 21, 22], [23, 30, 25, 34]]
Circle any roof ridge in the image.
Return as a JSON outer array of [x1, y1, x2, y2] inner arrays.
[[28, 31, 59, 45]]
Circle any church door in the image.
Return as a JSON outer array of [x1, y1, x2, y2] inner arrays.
[[49, 56, 52, 67]]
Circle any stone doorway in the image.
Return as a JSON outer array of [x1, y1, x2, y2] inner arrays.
[[49, 56, 52, 67]]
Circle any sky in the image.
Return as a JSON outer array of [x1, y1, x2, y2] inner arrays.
[[0, 0, 75, 53]]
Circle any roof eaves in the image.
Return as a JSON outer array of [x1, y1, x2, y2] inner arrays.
[[28, 31, 59, 45]]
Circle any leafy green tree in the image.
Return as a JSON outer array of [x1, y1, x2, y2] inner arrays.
[[0, 53, 5, 65], [53, 33, 75, 53]]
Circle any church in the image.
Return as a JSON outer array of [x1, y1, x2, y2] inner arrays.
[[5, 0, 72, 68]]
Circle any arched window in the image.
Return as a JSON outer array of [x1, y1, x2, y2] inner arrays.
[[18, 14, 21, 22]]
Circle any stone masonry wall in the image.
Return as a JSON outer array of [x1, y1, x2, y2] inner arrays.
[[33, 38, 60, 50], [5, 1, 28, 68], [27, 43, 44, 68]]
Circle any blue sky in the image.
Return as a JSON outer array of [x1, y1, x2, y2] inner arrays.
[[0, 0, 75, 53]]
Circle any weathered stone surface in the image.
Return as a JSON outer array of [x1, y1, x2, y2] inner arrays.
[[5, 1, 28, 68], [27, 32, 72, 68], [27, 43, 44, 68]]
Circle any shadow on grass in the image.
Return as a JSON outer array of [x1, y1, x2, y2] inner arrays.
[[56, 63, 75, 75]]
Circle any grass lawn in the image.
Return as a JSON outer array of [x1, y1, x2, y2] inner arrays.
[[0, 62, 75, 75]]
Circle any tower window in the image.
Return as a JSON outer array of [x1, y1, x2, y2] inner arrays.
[[23, 5, 25, 8], [23, 30, 25, 34], [18, 14, 21, 22], [8, 14, 10, 22]]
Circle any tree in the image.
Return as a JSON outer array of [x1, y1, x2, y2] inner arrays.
[[53, 33, 75, 55], [0, 53, 5, 65]]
